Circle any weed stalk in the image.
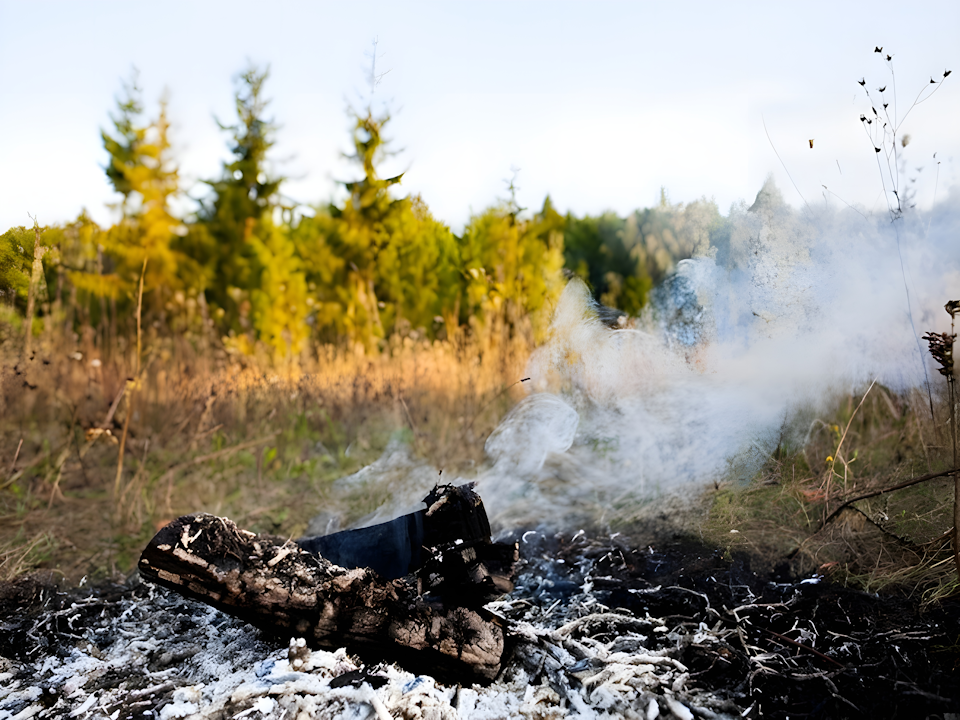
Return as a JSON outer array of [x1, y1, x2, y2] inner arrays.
[[22, 216, 48, 362], [113, 257, 147, 512], [922, 299, 958, 577], [949, 303, 958, 578]]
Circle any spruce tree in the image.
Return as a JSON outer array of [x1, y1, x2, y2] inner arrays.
[[101, 70, 145, 216], [194, 64, 282, 329], [459, 196, 565, 342], [100, 78, 184, 325], [330, 109, 404, 344]]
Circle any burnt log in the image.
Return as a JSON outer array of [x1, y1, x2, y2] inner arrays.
[[138, 512, 510, 683], [297, 483, 517, 604]]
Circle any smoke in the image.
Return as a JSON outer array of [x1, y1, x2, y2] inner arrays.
[[476, 179, 960, 527]]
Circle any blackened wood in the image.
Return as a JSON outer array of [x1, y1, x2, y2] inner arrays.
[[419, 540, 519, 604], [294, 483, 518, 603], [138, 513, 506, 683], [422, 483, 492, 548], [296, 510, 425, 580]]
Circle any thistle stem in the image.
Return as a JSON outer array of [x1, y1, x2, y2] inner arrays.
[[950, 311, 958, 579]]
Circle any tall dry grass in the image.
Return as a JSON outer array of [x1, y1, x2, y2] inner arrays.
[[0, 315, 532, 583]]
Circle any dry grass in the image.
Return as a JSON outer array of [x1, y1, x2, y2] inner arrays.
[[0, 323, 531, 584], [702, 382, 958, 605], [0, 530, 57, 582], [5, 315, 958, 604]]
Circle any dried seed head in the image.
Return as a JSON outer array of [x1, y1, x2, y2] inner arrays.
[[922, 331, 955, 377]]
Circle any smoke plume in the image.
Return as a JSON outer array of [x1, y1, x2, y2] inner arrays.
[[477, 179, 960, 527]]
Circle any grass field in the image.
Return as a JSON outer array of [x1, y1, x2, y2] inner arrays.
[[0, 327, 529, 583], [2, 326, 957, 605]]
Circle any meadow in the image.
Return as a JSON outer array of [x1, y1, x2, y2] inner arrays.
[[1, 60, 958, 608]]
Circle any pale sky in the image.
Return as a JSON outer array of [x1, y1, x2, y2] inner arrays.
[[2, 1, 958, 233]]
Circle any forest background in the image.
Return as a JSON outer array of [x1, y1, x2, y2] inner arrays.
[[0, 66, 718, 361]]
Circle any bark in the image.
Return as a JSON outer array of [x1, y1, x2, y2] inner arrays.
[[138, 513, 509, 683]]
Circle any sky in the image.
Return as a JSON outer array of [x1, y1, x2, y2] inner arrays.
[[1, 1, 958, 233]]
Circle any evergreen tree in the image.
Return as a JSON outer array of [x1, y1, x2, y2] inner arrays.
[[248, 222, 310, 357], [289, 209, 346, 343], [329, 108, 407, 345], [101, 71, 144, 216], [375, 195, 460, 339], [459, 196, 565, 342], [561, 191, 721, 316], [310, 106, 463, 348], [0, 226, 34, 311], [101, 90, 184, 317], [193, 64, 282, 329], [627, 192, 720, 286]]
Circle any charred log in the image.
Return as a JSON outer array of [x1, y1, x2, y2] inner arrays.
[[137, 512, 508, 683], [296, 483, 518, 604]]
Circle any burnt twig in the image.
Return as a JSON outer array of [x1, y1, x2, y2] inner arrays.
[[761, 628, 846, 669]]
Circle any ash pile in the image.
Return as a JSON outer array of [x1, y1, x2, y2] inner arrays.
[[3, 507, 960, 720]]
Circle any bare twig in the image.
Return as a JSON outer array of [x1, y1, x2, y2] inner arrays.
[[761, 115, 807, 208], [464, 377, 531, 436], [817, 466, 960, 531], [10, 439, 23, 474], [100, 384, 127, 429], [1, 449, 55, 491]]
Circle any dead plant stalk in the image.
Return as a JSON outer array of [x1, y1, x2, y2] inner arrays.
[[949, 307, 958, 578], [22, 216, 48, 362], [922, 300, 959, 578], [113, 257, 147, 504], [825, 377, 878, 516]]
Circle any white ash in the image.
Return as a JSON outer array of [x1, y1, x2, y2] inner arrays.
[[1, 565, 742, 720]]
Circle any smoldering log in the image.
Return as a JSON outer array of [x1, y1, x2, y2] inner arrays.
[[297, 483, 518, 603], [138, 487, 518, 683]]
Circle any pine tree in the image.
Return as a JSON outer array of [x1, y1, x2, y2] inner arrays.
[[101, 71, 145, 216], [101, 90, 184, 316], [193, 64, 282, 329], [330, 109, 405, 345]]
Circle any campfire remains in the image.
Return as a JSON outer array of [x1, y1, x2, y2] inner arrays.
[[2, 525, 960, 719], [137, 484, 519, 683]]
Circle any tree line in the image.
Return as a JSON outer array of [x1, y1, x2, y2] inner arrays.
[[0, 65, 722, 359]]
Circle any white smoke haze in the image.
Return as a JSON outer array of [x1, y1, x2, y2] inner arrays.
[[474, 179, 960, 528], [321, 180, 960, 534]]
